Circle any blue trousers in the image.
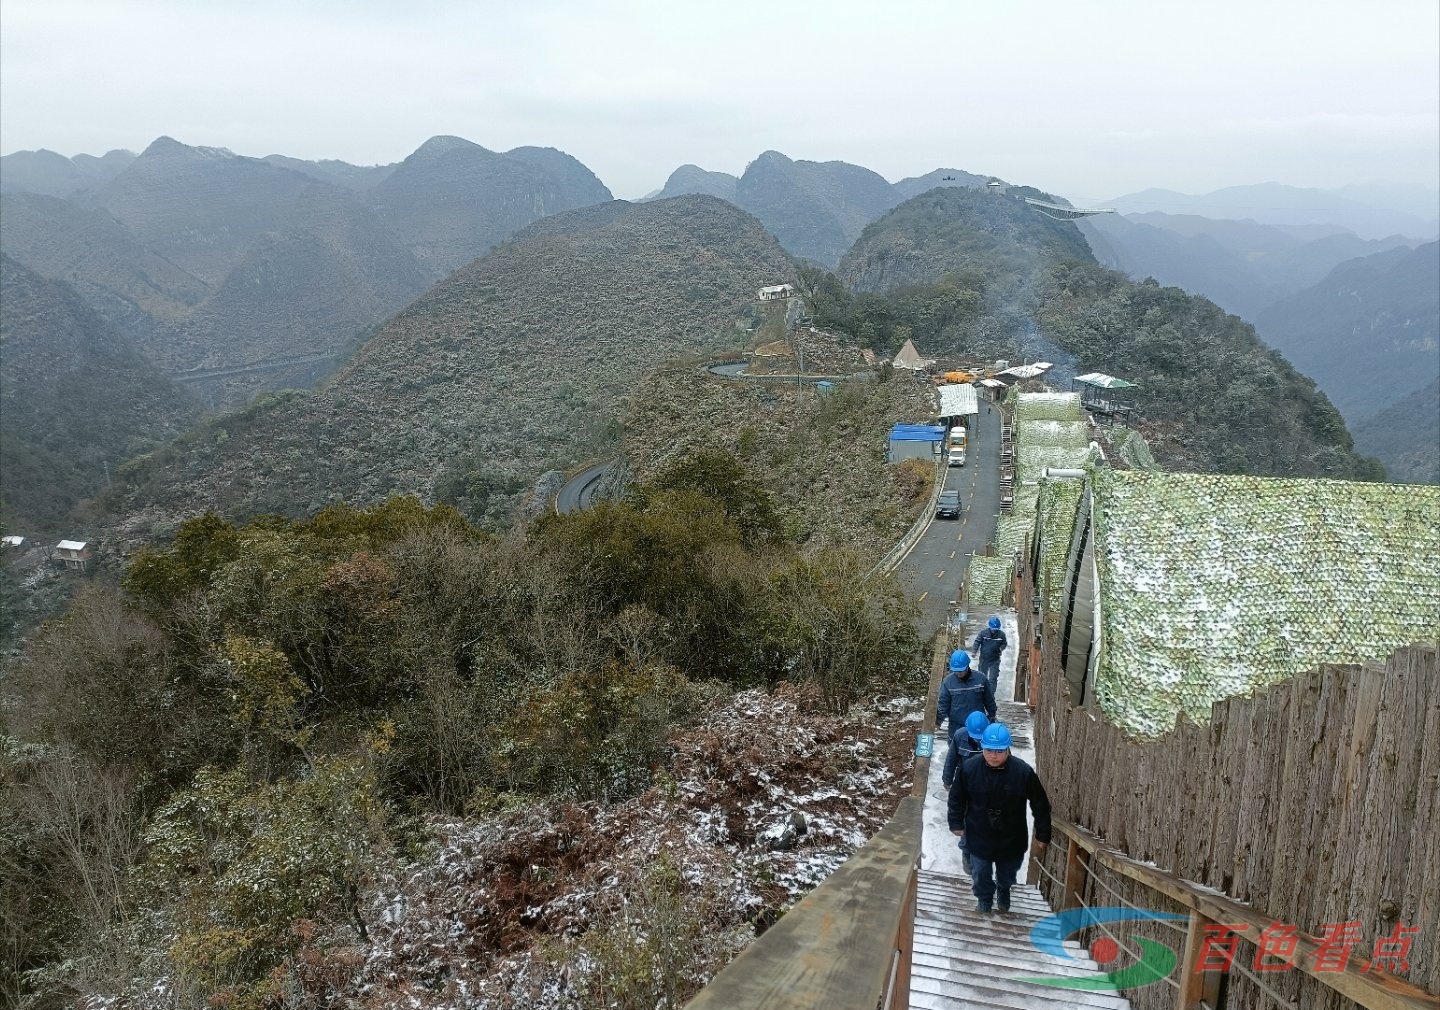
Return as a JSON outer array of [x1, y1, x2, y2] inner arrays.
[[979, 657, 1001, 697], [969, 852, 1023, 905]]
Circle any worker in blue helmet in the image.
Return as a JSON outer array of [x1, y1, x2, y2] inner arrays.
[[942, 710, 989, 790], [972, 615, 1009, 698], [936, 650, 996, 738], [947, 722, 1051, 915]]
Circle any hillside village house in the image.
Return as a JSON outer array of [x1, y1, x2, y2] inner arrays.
[[51, 539, 95, 572], [757, 283, 795, 301], [1, 535, 25, 549]]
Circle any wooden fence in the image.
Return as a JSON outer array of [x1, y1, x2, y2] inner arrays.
[[1032, 637, 1440, 1009]]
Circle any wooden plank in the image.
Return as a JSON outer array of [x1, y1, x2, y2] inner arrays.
[[1333, 661, 1385, 948], [1400, 648, 1439, 993], [1208, 697, 1246, 893], [1270, 670, 1323, 935], [1176, 913, 1223, 1010], [1372, 647, 1433, 992]]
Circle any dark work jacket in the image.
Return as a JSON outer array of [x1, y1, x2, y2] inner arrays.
[[946, 753, 1052, 860], [936, 669, 997, 731], [972, 627, 1008, 665], [941, 729, 981, 788]]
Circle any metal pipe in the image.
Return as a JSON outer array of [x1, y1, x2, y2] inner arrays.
[[1043, 468, 1087, 479]]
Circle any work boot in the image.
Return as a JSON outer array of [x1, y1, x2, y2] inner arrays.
[[975, 901, 992, 914], [996, 889, 1011, 913]]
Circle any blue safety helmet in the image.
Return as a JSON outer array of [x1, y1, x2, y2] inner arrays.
[[948, 650, 970, 672], [988, 616, 1001, 630], [964, 711, 990, 741], [981, 723, 1012, 750]]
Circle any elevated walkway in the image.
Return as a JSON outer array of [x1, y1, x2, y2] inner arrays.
[[911, 611, 1129, 1009]]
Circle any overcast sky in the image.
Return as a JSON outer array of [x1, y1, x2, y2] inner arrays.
[[2, 0, 1436, 203]]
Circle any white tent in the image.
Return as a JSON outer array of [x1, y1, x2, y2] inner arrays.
[[892, 338, 934, 371]]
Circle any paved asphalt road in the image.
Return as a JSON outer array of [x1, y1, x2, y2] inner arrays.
[[554, 460, 614, 514], [891, 399, 1002, 637]]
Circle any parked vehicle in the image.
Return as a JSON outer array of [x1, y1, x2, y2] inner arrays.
[[935, 490, 962, 519], [948, 447, 967, 467]]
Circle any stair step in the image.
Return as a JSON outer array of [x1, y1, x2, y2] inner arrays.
[[916, 881, 1050, 907], [909, 974, 1131, 1010], [909, 964, 1133, 1010], [911, 940, 1106, 979]]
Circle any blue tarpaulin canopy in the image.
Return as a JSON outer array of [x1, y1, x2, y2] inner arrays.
[[889, 424, 946, 442]]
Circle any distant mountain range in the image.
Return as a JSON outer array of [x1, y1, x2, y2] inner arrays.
[[0, 136, 612, 408], [1105, 182, 1438, 241], [1080, 211, 1414, 321], [1254, 242, 1439, 426], [648, 154, 990, 267], [4, 135, 1434, 535]]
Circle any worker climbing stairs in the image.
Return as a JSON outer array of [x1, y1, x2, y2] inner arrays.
[[910, 610, 1130, 1009]]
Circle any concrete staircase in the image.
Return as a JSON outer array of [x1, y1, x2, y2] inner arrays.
[[909, 871, 1132, 1010]]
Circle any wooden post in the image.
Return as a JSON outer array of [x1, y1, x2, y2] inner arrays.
[[889, 863, 918, 1008], [1176, 912, 1223, 1010], [1062, 836, 1089, 911]]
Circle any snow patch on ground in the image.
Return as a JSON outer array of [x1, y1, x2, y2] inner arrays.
[[288, 684, 922, 1008]]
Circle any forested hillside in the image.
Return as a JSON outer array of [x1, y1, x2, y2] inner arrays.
[[1352, 378, 1439, 484], [0, 256, 202, 530], [2, 457, 921, 1006], [107, 196, 794, 536], [1034, 262, 1381, 478], [839, 185, 1093, 294], [809, 188, 1383, 481]]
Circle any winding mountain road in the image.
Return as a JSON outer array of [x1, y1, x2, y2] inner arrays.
[[554, 460, 614, 514]]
